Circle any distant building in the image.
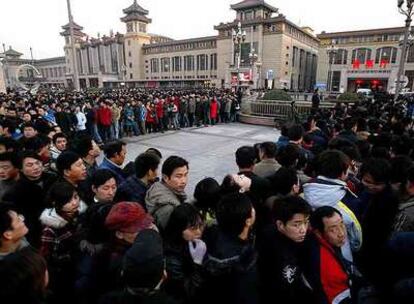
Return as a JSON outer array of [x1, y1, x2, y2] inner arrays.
[[60, 0, 319, 90], [0, 46, 66, 89], [317, 27, 414, 93]]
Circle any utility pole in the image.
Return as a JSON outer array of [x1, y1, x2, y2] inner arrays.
[[66, 0, 80, 91]]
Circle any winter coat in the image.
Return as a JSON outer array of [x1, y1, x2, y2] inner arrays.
[[201, 226, 259, 304], [3, 173, 57, 248], [303, 233, 351, 304], [145, 181, 187, 231], [303, 176, 363, 262], [111, 105, 121, 122], [99, 157, 126, 185], [393, 196, 414, 232], [98, 107, 112, 126], [164, 242, 203, 303], [210, 100, 218, 119], [258, 227, 316, 304], [115, 176, 148, 209], [188, 98, 196, 114], [253, 159, 281, 178]]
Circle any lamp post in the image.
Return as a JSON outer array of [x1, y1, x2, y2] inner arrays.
[[232, 21, 246, 92], [326, 43, 338, 92], [395, 0, 414, 101], [249, 49, 258, 89]]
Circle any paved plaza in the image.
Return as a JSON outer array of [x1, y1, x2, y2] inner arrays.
[[122, 123, 280, 196]]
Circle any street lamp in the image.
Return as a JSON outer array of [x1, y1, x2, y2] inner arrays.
[[395, 0, 414, 101], [232, 21, 246, 92], [249, 48, 258, 89], [326, 42, 338, 92]]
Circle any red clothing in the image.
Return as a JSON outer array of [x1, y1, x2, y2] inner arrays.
[[97, 107, 112, 126], [156, 101, 164, 118], [210, 99, 218, 119], [146, 108, 155, 123]]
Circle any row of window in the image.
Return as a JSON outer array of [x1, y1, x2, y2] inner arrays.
[[144, 40, 217, 55], [149, 54, 218, 73], [332, 34, 402, 45], [286, 25, 318, 47], [38, 66, 66, 78], [328, 47, 399, 65]]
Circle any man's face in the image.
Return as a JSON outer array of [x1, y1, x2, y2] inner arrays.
[[3, 211, 28, 242], [22, 157, 43, 180], [7, 110, 16, 117], [23, 127, 37, 139], [277, 213, 309, 243], [65, 159, 87, 183], [55, 137, 67, 151], [93, 177, 117, 203], [23, 113, 31, 122], [322, 213, 347, 248], [90, 140, 101, 158], [38, 108, 45, 116], [112, 145, 127, 166], [163, 166, 188, 192], [0, 161, 18, 181]]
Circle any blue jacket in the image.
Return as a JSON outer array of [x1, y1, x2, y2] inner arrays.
[[115, 176, 148, 209], [99, 158, 126, 185]]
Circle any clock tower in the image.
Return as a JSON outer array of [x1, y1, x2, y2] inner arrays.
[[121, 0, 152, 81]]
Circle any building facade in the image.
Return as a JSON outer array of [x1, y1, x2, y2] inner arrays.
[[317, 27, 414, 93], [60, 0, 319, 90], [0, 46, 66, 89]]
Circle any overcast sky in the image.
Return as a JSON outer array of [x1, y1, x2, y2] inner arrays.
[[0, 0, 408, 59]]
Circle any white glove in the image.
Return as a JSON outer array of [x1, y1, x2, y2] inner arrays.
[[188, 239, 207, 265], [231, 174, 252, 193]]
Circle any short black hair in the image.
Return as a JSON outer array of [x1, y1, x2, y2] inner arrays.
[[194, 177, 221, 214], [235, 146, 256, 169], [0, 202, 16, 245], [164, 204, 202, 245], [22, 135, 49, 153], [343, 117, 357, 131], [316, 150, 350, 179], [17, 151, 42, 170], [145, 148, 162, 159], [56, 151, 81, 176], [52, 133, 67, 145], [287, 124, 304, 141], [161, 156, 188, 178], [360, 158, 391, 184], [0, 119, 17, 134], [69, 135, 93, 158], [0, 137, 18, 152], [135, 152, 160, 179], [0, 152, 20, 168], [103, 140, 126, 159], [91, 169, 116, 188], [259, 142, 277, 159], [276, 144, 300, 168], [22, 122, 36, 131], [46, 182, 77, 211], [216, 192, 252, 236], [390, 156, 413, 185], [328, 138, 361, 162], [269, 167, 298, 196], [272, 196, 312, 224], [310, 206, 342, 232]]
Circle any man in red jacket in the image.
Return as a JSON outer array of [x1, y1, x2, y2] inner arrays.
[[97, 101, 113, 142], [305, 206, 352, 304]]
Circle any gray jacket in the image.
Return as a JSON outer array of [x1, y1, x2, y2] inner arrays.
[[393, 197, 414, 232], [145, 181, 186, 230], [253, 159, 281, 178]]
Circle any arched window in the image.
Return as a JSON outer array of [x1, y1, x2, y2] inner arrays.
[[375, 47, 398, 64], [351, 48, 372, 64]]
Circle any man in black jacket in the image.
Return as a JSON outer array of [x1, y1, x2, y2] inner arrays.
[[3, 151, 57, 248], [258, 195, 316, 304]]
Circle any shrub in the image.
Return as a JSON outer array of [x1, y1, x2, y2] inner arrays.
[[262, 90, 292, 101], [338, 92, 360, 102]]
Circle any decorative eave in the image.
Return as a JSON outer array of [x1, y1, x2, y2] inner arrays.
[[60, 29, 86, 37], [61, 21, 84, 31], [120, 13, 152, 23], [122, 0, 149, 15], [317, 27, 405, 39], [214, 15, 285, 30], [230, 0, 278, 12], [1, 47, 23, 58]]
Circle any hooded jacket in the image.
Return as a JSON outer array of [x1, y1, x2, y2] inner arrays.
[[145, 181, 186, 230], [303, 177, 363, 262], [201, 226, 259, 304]]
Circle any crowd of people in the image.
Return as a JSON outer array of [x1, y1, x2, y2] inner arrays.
[[0, 87, 414, 304]]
